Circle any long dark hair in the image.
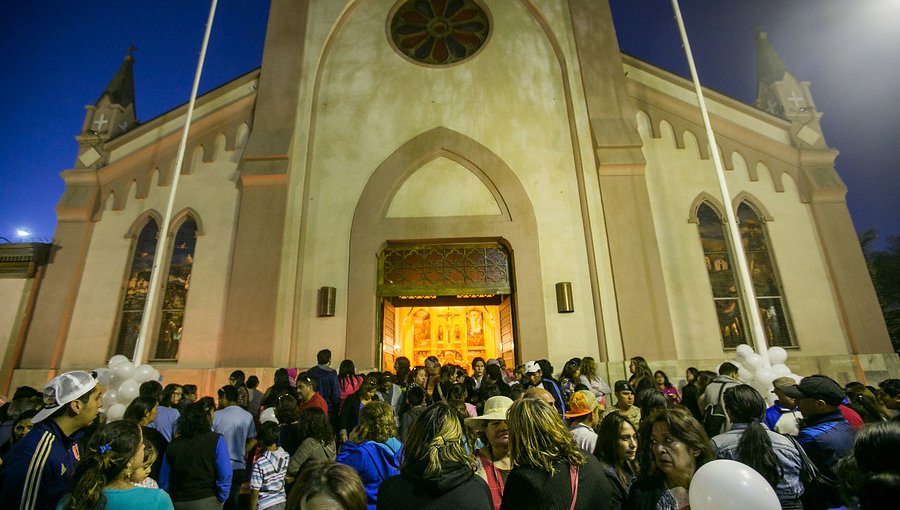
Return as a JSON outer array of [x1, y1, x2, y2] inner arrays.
[[654, 370, 674, 389], [297, 407, 334, 446], [177, 399, 216, 439], [123, 396, 158, 424], [161, 383, 182, 407], [69, 420, 142, 510], [595, 412, 639, 485], [395, 357, 411, 387], [561, 359, 580, 382], [339, 360, 358, 384], [722, 384, 781, 488]]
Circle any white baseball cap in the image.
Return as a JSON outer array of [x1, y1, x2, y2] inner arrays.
[[32, 371, 97, 424], [524, 361, 541, 374]]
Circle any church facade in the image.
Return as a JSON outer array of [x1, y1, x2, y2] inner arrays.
[[6, 0, 895, 393]]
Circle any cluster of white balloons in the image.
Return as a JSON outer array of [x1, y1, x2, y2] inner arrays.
[[94, 355, 160, 422], [730, 344, 802, 398]]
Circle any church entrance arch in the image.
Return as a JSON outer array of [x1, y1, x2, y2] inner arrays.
[[377, 242, 516, 371], [346, 127, 548, 368]]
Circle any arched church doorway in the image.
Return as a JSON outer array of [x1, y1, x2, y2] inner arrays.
[[377, 242, 516, 372]]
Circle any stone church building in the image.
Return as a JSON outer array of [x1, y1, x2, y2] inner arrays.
[[3, 0, 895, 393]]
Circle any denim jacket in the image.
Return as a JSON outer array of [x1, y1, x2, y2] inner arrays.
[[712, 422, 804, 502]]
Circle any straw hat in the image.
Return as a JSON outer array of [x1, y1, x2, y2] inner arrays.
[[464, 396, 514, 431]]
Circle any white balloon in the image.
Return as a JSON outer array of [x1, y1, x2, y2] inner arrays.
[[133, 364, 155, 383], [113, 361, 135, 381], [108, 355, 129, 370], [743, 353, 762, 369], [739, 368, 755, 383], [735, 344, 754, 360], [772, 363, 791, 378], [101, 388, 119, 409], [755, 367, 775, 388], [94, 368, 112, 385], [690, 459, 780, 510], [150, 369, 161, 382], [118, 379, 140, 403], [260, 407, 279, 424], [106, 403, 126, 422], [768, 346, 788, 365], [109, 374, 122, 390]]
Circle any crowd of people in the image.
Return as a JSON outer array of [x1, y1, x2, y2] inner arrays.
[[0, 349, 898, 510]]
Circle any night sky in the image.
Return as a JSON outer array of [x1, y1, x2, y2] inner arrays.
[[1, 1, 897, 248]]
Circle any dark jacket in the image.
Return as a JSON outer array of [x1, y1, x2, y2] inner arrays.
[[0, 420, 85, 510], [400, 406, 427, 443], [623, 475, 667, 510], [160, 431, 232, 503], [305, 365, 341, 418], [339, 394, 381, 436], [797, 409, 856, 510], [499, 455, 613, 510], [598, 460, 634, 509], [378, 460, 492, 510]]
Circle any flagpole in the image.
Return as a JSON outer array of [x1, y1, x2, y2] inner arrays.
[[670, 0, 771, 369], [132, 0, 219, 365]]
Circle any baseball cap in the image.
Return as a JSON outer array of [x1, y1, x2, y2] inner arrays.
[[524, 361, 541, 374], [781, 375, 845, 406], [614, 380, 634, 394], [32, 371, 98, 424], [486, 358, 500, 367], [771, 376, 796, 391], [564, 390, 597, 418]]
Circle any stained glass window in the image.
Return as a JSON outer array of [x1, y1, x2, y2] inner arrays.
[[390, 0, 490, 66], [152, 217, 197, 360], [113, 219, 159, 357], [696, 202, 795, 349], [737, 203, 795, 347], [697, 203, 747, 348], [379, 243, 510, 297]]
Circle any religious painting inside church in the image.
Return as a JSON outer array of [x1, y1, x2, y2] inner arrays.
[[386, 304, 500, 372], [153, 217, 197, 360], [112, 219, 159, 357]]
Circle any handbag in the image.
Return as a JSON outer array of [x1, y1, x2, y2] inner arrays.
[[569, 464, 580, 510]]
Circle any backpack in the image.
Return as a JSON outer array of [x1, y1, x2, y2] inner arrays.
[[702, 382, 728, 437]]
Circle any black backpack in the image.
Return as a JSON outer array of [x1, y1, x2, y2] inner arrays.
[[702, 382, 728, 437]]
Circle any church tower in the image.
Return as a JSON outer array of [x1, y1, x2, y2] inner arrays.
[[753, 31, 826, 150], [75, 49, 139, 169]]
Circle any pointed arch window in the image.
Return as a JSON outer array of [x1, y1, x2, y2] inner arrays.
[[153, 217, 198, 360], [113, 218, 159, 356], [695, 201, 795, 349]]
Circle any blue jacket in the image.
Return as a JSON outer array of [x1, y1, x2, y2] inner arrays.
[[797, 409, 856, 477], [0, 420, 84, 510], [336, 440, 402, 510]]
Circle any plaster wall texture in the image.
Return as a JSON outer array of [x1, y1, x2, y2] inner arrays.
[[61, 144, 241, 369], [635, 111, 848, 360], [286, 0, 603, 364], [0, 279, 29, 372]]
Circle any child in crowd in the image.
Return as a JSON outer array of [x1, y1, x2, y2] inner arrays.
[[250, 421, 290, 510], [130, 440, 159, 488], [399, 385, 428, 442]]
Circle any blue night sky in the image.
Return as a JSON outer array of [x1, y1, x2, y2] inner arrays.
[[1, 1, 898, 248]]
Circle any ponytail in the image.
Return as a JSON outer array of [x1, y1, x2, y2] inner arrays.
[[724, 385, 782, 489], [69, 421, 142, 510]]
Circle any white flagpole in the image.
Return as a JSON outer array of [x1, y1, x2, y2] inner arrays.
[[670, 0, 771, 369], [132, 0, 219, 365]]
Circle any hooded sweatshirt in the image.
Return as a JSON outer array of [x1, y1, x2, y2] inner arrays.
[[377, 459, 492, 510], [336, 440, 402, 510]]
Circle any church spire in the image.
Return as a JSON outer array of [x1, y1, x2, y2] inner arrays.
[[753, 31, 827, 149], [76, 48, 140, 169]]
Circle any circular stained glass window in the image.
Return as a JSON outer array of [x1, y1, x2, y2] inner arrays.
[[390, 0, 490, 66]]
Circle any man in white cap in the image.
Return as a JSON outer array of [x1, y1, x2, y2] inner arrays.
[[0, 370, 102, 510], [523, 360, 565, 415]]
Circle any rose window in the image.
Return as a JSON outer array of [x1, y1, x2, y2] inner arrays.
[[390, 0, 490, 66]]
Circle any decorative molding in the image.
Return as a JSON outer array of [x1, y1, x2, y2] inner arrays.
[[687, 193, 726, 224]]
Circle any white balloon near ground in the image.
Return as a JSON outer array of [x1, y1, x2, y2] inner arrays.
[[102, 388, 119, 409], [106, 403, 126, 422], [735, 344, 753, 360], [94, 368, 112, 385], [114, 360, 135, 380], [743, 352, 762, 369], [767, 346, 788, 365], [772, 363, 791, 378], [689, 459, 780, 510], [260, 407, 278, 424], [134, 364, 155, 383], [118, 379, 140, 403], [108, 355, 129, 370]]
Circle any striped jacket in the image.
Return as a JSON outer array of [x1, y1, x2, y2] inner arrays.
[[0, 420, 83, 510]]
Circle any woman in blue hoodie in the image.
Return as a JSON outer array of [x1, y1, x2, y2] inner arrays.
[[336, 401, 402, 509]]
